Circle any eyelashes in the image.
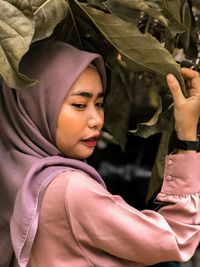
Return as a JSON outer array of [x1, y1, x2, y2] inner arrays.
[[96, 103, 104, 109], [72, 104, 86, 109], [71, 103, 104, 110]]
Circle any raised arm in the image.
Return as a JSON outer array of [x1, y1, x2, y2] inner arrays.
[[167, 68, 200, 146]]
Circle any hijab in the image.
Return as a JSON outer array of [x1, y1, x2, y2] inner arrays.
[[0, 41, 106, 267]]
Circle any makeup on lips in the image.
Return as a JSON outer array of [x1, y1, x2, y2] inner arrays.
[[81, 135, 100, 147]]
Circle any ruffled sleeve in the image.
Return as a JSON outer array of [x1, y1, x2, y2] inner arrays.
[[64, 153, 200, 266], [155, 153, 200, 262]]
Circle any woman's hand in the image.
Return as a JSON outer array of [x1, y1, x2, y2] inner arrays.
[[167, 68, 200, 141]]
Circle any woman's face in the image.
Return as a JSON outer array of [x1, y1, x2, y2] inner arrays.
[[56, 66, 104, 159]]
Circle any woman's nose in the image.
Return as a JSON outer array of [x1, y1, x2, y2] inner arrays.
[[88, 109, 104, 129]]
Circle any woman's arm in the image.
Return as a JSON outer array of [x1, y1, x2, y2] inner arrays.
[[65, 167, 200, 266], [167, 68, 200, 148]]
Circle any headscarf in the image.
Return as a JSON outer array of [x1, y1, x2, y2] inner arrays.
[[0, 41, 106, 267]]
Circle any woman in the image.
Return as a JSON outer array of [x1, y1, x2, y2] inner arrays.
[[0, 41, 200, 267]]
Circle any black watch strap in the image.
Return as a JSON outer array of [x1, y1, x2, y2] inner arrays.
[[176, 139, 200, 151]]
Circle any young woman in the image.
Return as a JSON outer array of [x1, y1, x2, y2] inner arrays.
[[0, 41, 200, 267]]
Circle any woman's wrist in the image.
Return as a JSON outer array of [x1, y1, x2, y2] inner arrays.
[[175, 126, 199, 153], [176, 130, 197, 141]]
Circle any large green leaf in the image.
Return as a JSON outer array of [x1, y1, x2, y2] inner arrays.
[[104, 63, 135, 148], [70, 0, 185, 90], [0, 0, 69, 89], [32, 0, 69, 42], [105, 0, 186, 37], [104, 0, 168, 27], [0, 0, 35, 88]]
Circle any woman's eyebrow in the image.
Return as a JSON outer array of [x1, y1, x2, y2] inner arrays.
[[97, 92, 104, 98], [71, 91, 104, 98]]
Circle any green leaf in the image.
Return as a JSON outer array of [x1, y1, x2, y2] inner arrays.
[[104, 0, 168, 27], [103, 1, 142, 25], [146, 128, 173, 202], [51, 9, 82, 48], [160, 0, 191, 51], [179, 0, 192, 50], [133, 100, 175, 201], [32, 0, 69, 42], [160, 0, 186, 37], [70, 0, 185, 91], [0, 0, 35, 89], [86, 0, 107, 11], [130, 97, 163, 138], [104, 63, 135, 148], [162, 0, 181, 21], [130, 95, 175, 136]]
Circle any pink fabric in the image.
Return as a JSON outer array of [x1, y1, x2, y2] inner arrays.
[[30, 153, 200, 267]]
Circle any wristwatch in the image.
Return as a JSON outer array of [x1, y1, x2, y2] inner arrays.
[[176, 139, 200, 151]]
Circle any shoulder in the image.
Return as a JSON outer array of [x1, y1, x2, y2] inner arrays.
[[49, 168, 106, 198], [63, 168, 107, 200], [40, 168, 107, 222], [62, 168, 112, 213]]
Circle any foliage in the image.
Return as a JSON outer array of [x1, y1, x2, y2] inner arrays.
[[1, 0, 200, 200], [0, 0, 68, 88]]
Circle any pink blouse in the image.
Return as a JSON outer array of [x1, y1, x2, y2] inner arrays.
[[29, 153, 200, 266]]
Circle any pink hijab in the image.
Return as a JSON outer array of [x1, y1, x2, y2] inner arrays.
[[0, 41, 106, 267]]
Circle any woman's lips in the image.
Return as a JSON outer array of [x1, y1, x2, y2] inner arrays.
[[81, 137, 98, 147]]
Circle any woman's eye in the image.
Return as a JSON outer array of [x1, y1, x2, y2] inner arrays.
[[96, 102, 104, 109], [72, 104, 86, 109]]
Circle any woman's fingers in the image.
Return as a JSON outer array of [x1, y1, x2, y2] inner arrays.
[[166, 74, 185, 106], [181, 68, 200, 95], [181, 67, 199, 80], [167, 68, 200, 101], [166, 68, 200, 141]]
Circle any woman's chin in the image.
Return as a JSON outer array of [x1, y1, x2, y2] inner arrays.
[[67, 148, 95, 161]]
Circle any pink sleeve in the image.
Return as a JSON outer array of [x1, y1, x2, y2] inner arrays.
[[65, 153, 200, 266]]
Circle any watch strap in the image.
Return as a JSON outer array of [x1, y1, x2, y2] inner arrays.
[[176, 139, 200, 151]]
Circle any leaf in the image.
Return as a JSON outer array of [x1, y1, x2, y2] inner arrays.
[[130, 97, 163, 137], [52, 9, 82, 48], [130, 94, 175, 136], [160, 0, 186, 37], [104, 63, 135, 149], [133, 99, 175, 201], [0, 0, 35, 89], [103, 1, 142, 25], [104, 0, 168, 27], [86, 0, 107, 11], [32, 0, 69, 42], [146, 129, 173, 202], [105, 0, 186, 38], [179, 0, 192, 50], [70, 0, 186, 92], [161, 0, 191, 51], [162, 0, 182, 21]]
